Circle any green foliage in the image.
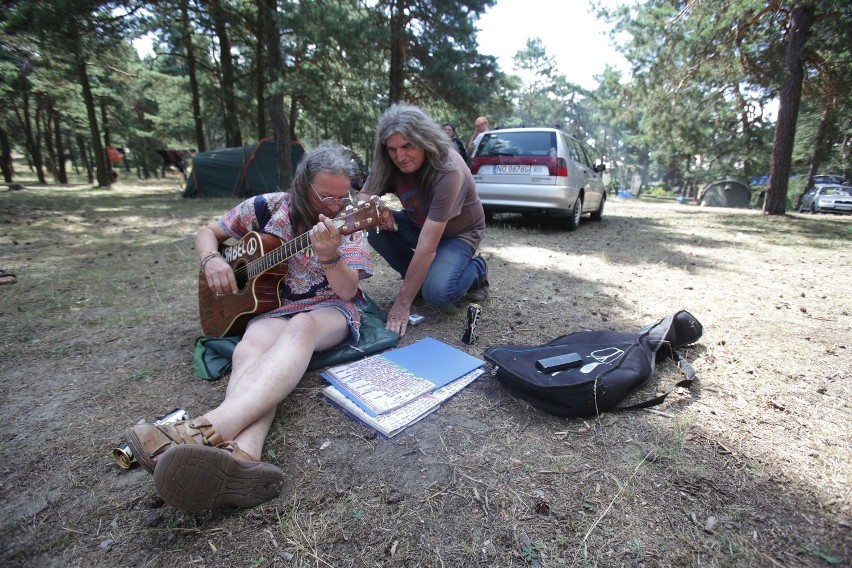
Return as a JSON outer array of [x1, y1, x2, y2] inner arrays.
[[511, 38, 586, 131], [648, 185, 674, 198], [1, 0, 849, 193]]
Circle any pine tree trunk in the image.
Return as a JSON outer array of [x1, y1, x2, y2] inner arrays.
[[54, 110, 67, 184], [255, 5, 266, 140], [43, 100, 59, 182], [388, 0, 405, 103], [78, 58, 109, 187], [765, 3, 816, 215], [17, 92, 46, 184], [0, 124, 13, 182], [76, 134, 94, 183], [800, 103, 835, 208], [181, 0, 206, 152], [262, 0, 291, 190], [210, 0, 242, 148]]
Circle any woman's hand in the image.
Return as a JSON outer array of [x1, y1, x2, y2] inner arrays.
[[197, 224, 237, 295], [203, 255, 237, 295]]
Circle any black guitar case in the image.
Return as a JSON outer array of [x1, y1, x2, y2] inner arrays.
[[483, 311, 703, 418]]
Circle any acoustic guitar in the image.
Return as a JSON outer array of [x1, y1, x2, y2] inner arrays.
[[198, 196, 385, 337]]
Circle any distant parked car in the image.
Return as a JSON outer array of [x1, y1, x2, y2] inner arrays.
[[469, 127, 606, 231], [799, 185, 852, 214]]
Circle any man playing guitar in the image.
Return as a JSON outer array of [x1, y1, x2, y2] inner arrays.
[[124, 143, 374, 511]]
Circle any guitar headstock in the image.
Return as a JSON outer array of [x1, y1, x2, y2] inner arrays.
[[335, 195, 386, 236]]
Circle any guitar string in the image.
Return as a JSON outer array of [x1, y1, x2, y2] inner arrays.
[[232, 232, 311, 281]]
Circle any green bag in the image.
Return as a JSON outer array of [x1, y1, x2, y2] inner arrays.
[[192, 293, 400, 381]]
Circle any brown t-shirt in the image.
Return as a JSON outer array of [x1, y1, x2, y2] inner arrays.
[[367, 151, 486, 249]]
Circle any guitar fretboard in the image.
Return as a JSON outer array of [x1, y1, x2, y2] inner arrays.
[[235, 219, 348, 282], [259, 232, 310, 278]]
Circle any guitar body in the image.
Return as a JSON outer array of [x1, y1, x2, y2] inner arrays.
[[198, 232, 288, 337], [197, 196, 387, 338]]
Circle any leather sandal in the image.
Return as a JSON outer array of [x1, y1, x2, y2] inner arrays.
[[124, 417, 224, 474], [153, 443, 285, 511]]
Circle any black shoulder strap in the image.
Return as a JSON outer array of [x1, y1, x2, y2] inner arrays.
[[253, 195, 272, 231], [617, 351, 697, 411]]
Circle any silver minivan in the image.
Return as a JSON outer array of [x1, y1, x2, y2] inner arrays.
[[470, 127, 607, 230]]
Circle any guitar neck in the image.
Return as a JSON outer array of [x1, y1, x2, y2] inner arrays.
[[245, 230, 313, 279]]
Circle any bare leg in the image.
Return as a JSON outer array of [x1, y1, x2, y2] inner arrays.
[[203, 308, 349, 458]]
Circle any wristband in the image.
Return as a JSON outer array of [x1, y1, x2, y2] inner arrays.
[[319, 254, 340, 266], [200, 252, 223, 271]]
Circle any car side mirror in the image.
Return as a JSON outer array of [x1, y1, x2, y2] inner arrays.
[[594, 163, 606, 173]]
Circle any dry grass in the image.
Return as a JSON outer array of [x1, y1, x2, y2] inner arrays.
[[0, 177, 849, 567]]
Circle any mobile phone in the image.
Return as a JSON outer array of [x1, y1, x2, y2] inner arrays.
[[535, 353, 583, 373], [408, 314, 424, 325]]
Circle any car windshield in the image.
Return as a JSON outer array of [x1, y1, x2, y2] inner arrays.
[[813, 175, 845, 185], [477, 131, 557, 158], [821, 187, 852, 196]]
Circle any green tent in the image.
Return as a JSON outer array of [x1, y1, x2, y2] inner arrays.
[[699, 178, 751, 208], [183, 138, 305, 198]]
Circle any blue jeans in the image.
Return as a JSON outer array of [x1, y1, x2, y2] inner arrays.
[[368, 210, 487, 308]]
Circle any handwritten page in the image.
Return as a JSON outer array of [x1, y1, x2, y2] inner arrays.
[[325, 356, 435, 415]]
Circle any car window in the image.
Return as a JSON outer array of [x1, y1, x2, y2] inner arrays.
[[575, 140, 595, 168], [477, 131, 556, 157], [561, 134, 582, 163], [821, 187, 852, 196]]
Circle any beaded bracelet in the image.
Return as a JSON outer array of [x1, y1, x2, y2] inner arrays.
[[200, 252, 223, 272]]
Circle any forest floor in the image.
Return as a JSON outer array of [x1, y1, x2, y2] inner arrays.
[[0, 177, 849, 567]]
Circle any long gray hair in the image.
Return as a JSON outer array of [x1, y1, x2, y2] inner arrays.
[[289, 142, 355, 233], [366, 103, 453, 204]]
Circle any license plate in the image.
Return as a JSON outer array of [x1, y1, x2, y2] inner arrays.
[[492, 165, 531, 174]]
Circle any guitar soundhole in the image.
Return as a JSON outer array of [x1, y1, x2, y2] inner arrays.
[[234, 260, 248, 290]]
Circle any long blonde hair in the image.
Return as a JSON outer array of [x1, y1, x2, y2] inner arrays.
[[366, 103, 453, 205]]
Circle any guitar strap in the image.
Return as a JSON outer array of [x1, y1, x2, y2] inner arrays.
[[253, 195, 272, 231]]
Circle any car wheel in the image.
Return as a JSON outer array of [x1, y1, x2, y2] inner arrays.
[[566, 195, 582, 231], [811, 203, 817, 214], [589, 194, 605, 221], [484, 208, 494, 224]]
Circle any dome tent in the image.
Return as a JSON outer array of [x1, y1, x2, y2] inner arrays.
[[183, 138, 305, 198], [699, 179, 751, 208]]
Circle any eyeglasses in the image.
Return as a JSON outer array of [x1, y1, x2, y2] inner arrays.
[[310, 182, 351, 206]]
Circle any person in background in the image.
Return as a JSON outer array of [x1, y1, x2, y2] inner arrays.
[[466, 116, 490, 156], [357, 103, 489, 337], [124, 143, 373, 511], [442, 122, 468, 163]]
